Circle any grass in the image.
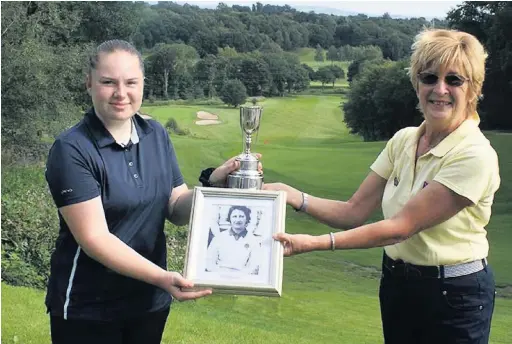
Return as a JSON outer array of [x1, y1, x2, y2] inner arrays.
[[295, 47, 351, 72], [295, 47, 350, 92], [2, 95, 512, 343]]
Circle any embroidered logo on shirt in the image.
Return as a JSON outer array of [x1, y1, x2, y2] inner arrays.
[[60, 189, 73, 195], [393, 177, 399, 186]]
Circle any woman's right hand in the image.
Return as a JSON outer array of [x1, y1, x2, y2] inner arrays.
[[159, 271, 212, 301], [263, 182, 303, 210]]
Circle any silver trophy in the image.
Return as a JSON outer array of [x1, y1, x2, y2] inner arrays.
[[227, 105, 263, 190]]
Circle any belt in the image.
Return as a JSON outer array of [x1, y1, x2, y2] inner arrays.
[[383, 253, 487, 279]]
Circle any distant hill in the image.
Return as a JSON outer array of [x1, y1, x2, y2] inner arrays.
[[172, 1, 445, 20], [290, 5, 441, 20]]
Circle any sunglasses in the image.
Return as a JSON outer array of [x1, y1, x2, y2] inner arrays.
[[417, 72, 467, 87]]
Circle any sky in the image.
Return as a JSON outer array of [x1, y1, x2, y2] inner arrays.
[[174, 0, 464, 19]]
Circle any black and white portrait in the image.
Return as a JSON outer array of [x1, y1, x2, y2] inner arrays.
[[205, 205, 264, 275], [183, 188, 286, 296]]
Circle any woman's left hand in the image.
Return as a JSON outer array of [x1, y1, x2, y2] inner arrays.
[[273, 233, 316, 256], [209, 153, 262, 186]]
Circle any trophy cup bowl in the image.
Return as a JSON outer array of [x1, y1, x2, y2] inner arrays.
[[227, 105, 264, 190]]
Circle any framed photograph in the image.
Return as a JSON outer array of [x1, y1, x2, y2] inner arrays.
[[183, 187, 286, 297]]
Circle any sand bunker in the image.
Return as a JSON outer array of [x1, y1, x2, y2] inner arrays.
[[196, 111, 218, 120], [196, 120, 222, 125]]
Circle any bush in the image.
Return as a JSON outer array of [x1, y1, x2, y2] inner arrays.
[[1, 165, 193, 288], [1, 166, 59, 288], [165, 118, 190, 136], [164, 222, 189, 273], [1, 250, 47, 289]]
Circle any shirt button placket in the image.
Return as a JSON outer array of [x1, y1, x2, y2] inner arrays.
[[124, 148, 142, 186]]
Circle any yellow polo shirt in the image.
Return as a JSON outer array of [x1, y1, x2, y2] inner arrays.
[[370, 114, 500, 266]]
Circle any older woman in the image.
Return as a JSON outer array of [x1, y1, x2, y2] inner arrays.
[[45, 40, 245, 344], [206, 205, 262, 275], [265, 29, 500, 343]]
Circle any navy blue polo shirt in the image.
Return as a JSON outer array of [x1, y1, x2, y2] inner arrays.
[[45, 109, 184, 321]]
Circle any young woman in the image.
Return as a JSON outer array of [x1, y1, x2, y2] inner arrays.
[[45, 40, 244, 344]]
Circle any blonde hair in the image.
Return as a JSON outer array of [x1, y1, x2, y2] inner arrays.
[[409, 28, 487, 116]]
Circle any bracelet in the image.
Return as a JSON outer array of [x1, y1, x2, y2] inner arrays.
[[198, 167, 216, 187], [295, 192, 309, 212], [329, 232, 336, 251]]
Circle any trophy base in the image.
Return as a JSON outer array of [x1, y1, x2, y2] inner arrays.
[[227, 173, 263, 190]]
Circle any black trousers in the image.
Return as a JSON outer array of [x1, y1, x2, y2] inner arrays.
[[50, 307, 170, 344], [379, 254, 496, 344]]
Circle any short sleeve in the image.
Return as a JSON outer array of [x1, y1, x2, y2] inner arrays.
[[45, 139, 101, 208], [370, 130, 404, 180], [434, 147, 500, 205], [165, 130, 184, 188]]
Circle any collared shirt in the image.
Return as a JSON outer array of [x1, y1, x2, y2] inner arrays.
[[45, 109, 184, 321], [371, 114, 500, 266], [228, 228, 248, 241], [205, 228, 262, 274], [118, 118, 140, 147]]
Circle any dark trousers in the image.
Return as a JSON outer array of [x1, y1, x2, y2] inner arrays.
[[379, 254, 496, 344], [50, 307, 170, 344]]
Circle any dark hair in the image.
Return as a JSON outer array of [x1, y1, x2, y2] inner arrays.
[[88, 39, 144, 76], [226, 205, 252, 225]]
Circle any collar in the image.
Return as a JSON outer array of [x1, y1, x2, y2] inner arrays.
[[84, 109, 153, 148], [229, 228, 248, 240], [406, 112, 480, 158], [118, 120, 140, 147]]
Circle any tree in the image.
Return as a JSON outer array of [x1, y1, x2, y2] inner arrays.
[[238, 55, 272, 96], [70, 2, 141, 43], [301, 63, 316, 80], [314, 44, 324, 62], [1, 2, 89, 160], [347, 57, 382, 83], [194, 55, 218, 98], [327, 45, 339, 63], [283, 53, 310, 93], [262, 53, 289, 96], [347, 59, 363, 83], [343, 60, 422, 141], [146, 43, 198, 99], [259, 41, 283, 54], [217, 46, 238, 58], [314, 66, 335, 89], [190, 31, 219, 58], [362, 45, 383, 60], [307, 23, 333, 48], [220, 79, 247, 107], [328, 65, 345, 87], [447, 2, 512, 130]]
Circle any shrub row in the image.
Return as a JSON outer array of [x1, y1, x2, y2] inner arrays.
[[2, 166, 189, 289]]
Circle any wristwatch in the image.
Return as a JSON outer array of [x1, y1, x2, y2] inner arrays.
[[199, 167, 216, 187]]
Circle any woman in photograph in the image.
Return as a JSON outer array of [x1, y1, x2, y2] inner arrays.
[[44, 39, 246, 344], [205, 205, 263, 275], [265, 28, 500, 343]]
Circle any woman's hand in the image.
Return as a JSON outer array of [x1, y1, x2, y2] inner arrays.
[[263, 182, 303, 210], [159, 271, 212, 301], [209, 153, 263, 186], [273, 233, 317, 256]]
